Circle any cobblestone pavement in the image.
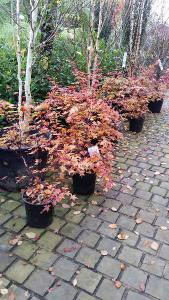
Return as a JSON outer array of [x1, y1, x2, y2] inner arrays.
[[1, 101, 169, 300]]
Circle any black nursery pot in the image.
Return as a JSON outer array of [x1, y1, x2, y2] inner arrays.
[[23, 197, 54, 228], [73, 173, 96, 195], [129, 117, 144, 133], [148, 99, 163, 113], [0, 147, 47, 192]]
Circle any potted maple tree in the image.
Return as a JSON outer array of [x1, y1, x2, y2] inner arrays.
[[22, 177, 71, 228], [44, 74, 122, 195]]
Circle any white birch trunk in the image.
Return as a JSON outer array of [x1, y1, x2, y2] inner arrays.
[[129, 0, 135, 55], [87, 0, 95, 90], [134, 0, 145, 66], [91, 0, 104, 88], [16, 0, 23, 125], [25, 0, 39, 105]]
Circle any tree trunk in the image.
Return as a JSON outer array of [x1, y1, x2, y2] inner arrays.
[[16, 0, 23, 128], [25, 0, 39, 106]]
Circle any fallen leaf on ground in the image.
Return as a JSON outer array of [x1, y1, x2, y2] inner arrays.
[[115, 281, 122, 289], [108, 224, 117, 229], [73, 211, 81, 215], [160, 226, 167, 231], [150, 241, 159, 251], [24, 291, 30, 298], [135, 218, 143, 224], [25, 232, 36, 239], [0, 288, 8, 295], [101, 250, 108, 256], [139, 282, 145, 292], [72, 278, 77, 286], [120, 263, 126, 271], [111, 207, 118, 212], [8, 292, 16, 300], [62, 204, 70, 209], [117, 232, 129, 240], [91, 201, 97, 205]]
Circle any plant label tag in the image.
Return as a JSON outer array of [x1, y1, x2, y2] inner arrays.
[[88, 145, 100, 157], [122, 52, 127, 68], [69, 106, 78, 114], [158, 59, 163, 71]]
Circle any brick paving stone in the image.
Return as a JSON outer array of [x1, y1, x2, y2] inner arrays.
[[1, 200, 21, 212], [132, 198, 150, 209], [151, 186, 167, 197], [156, 229, 169, 244], [13, 206, 26, 218], [99, 210, 119, 223], [38, 232, 62, 250], [155, 216, 169, 227], [146, 275, 169, 300], [78, 230, 100, 247], [6, 260, 35, 284], [119, 230, 139, 247], [30, 249, 58, 269], [56, 239, 81, 258], [136, 182, 151, 191], [117, 215, 135, 230], [97, 256, 121, 278], [136, 222, 155, 238], [48, 217, 66, 231], [116, 193, 134, 205], [0, 232, 15, 251], [0, 277, 10, 287], [118, 245, 142, 266], [119, 205, 138, 217], [0, 251, 15, 272], [61, 223, 82, 239], [45, 281, 77, 300], [97, 237, 121, 257], [141, 254, 165, 276], [85, 205, 102, 216], [121, 265, 147, 290], [158, 243, 169, 260], [96, 278, 125, 300], [126, 291, 152, 300], [135, 189, 152, 201], [88, 194, 105, 205], [81, 216, 102, 230], [160, 181, 169, 190], [52, 257, 78, 280], [65, 210, 85, 223], [76, 268, 102, 294], [54, 206, 70, 217], [163, 263, 169, 280], [4, 217, 26, 232], [0, 212, 11, 225], [13, 241, 38, 260], [76, 247, 101, 268], [137, 237, 160, 255], [137, 210, 156, 224], [24, 269, 55, 296], [9, 192, 21, 201], [98, 221, 119, 239], [4, 285, 27, 300], [152, 194, 168, 206], [76, 291, 96, 300], [103, 199, 121, 210]]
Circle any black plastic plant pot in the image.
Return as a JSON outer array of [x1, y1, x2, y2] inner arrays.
[[73, 173, 96, 195], [0, 147, 47, 192], [23, 197, 54, 228], [129, 117, 144, 133], [148, 99, 163, 113]]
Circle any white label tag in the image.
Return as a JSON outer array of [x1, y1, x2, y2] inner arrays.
[[158, 59, 163, 71], [69, 106, 78, 115], [122, 52, 127, 68], [88, 145, 100, 157]]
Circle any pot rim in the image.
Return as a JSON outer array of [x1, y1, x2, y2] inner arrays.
[[22, 192, 52, 207]]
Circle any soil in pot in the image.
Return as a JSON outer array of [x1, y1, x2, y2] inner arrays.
[[129, 117, 144, 133], [148, 99, 163, 113], [0, 148, 47, 192], [73, 173, 96, 195], [23, 197, 54, 228]]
